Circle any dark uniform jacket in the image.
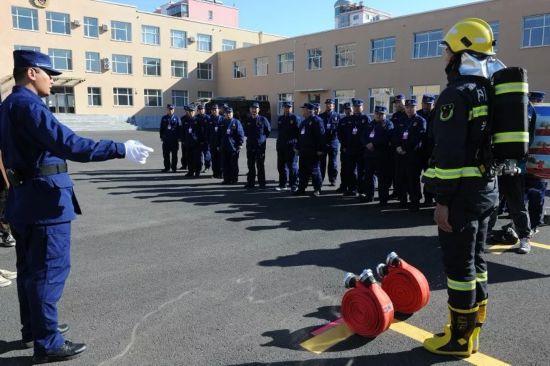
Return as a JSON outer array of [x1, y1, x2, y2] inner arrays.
[[244, 115, 271, 150], [342, 113, 370, 153], [208, 115, 224, 148], [219, 118, 244, 153], [390, 110, 406, 126], [319, 110, 340, 147], [183, 115, 204, 148], [423, 74, 496, 208], [160, 113, 181, 146], [195, 113, 211, 146], [392, 114, 426, 154], [360, 119, 395, 158], [0, 86, 125, 224], [298, 116, 325, 153], [277, 113, 301, 149]]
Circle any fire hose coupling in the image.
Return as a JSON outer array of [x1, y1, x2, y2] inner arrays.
[[343, 272, 357, 289], [386, 251, 401, 267], [359, 269, 377, 285], [376, 263, 389, 279]]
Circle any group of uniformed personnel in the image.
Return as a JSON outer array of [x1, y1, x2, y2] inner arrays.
[[162, 96, 438, 210]]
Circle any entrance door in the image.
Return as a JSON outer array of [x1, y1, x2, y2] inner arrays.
[[47, 87, 75, 113]]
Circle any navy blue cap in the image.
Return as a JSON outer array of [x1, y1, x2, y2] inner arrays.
[[210, 103, 220, 109], [529, 91, 546, 101], [325, 98, 335, 104], [197, 104, 204, 110], [405, 99, 417, 106], [352, 99, 364, 106], [184, 105, 195, 112], [167, 104, 174, 109], [224, 106, 233, 113], [374, 105, 388, 113], [343, 102, 351, 109], [394, 94, 405, 101], [422, 94, 435, 104], [301, 102, 315, 110], [313, 103, 320, 110], [250, 102, 260, 108], [283, 101, 292, 108], [13, 50, 62, 76]]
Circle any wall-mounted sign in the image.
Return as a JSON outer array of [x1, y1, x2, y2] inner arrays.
[[33, 0, 50, 8]]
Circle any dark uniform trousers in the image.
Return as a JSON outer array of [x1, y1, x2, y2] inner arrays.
[[320, 145, 338, 184], [162, 141, 178, 171], [180, 142, 187, 170], [12, 223, 71, 351], [186, 146, 203, 175], [341, 151, 363, 193], [222, 150, 239, 183], [277, 147, 298, 189], [525, 176, 547, 229], [364, 156, 392, 202], [211, 148, 221, 178], [394, 154, 422, 204], [247, 148, 266, 186], [488, 174, 531, 239], [438, 180, 497, 309], [298, 150, 322, 191]]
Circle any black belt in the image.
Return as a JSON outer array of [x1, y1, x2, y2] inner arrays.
[[6, 163, 68, 187]]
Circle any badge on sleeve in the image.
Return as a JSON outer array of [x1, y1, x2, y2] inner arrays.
[[439, 103, 455, 121]]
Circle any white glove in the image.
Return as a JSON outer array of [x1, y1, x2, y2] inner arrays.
[[123, 140, 154, 164]]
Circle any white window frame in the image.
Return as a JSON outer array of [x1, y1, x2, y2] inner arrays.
[[112, 54, 132, 74], [522, 14, 550, 48], [334, 89, 355, 113], [171, 60, 188, 78], [368, 87, 394, 114], [113, 87, 134, 106], [307, 48, 322, 70], [170, 30, 187, 48], [413, 30, 443, 59], [197, 34, 212, 52], [87, 87, 102, 106], [111, 21, 132, 42], [197, 62, 213, 80], [222, 39, 237, 51], [198, 91, 213, 99], [15, 45, 40, 52], [278, 93, 293, 115], [84, 16, 99, 38], [335, 43, 356, 67], [277, 52, 294, 74], [172, 90, 189, 107], [371, 37, 395, 63], [46, 11, 70, 35], [11, 6, 39, 31], [144, 89, 162, 107], [233, 60, 246, 79], [143, 58, 161, 76], [142, 25, 160, 46], [48, 49, 72, 71], [85, 52, 101, 73], [254, 57, 268, 76]]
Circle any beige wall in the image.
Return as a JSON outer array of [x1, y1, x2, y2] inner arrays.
[[217, 0, 550, 121], [1, 0, 282, 116]]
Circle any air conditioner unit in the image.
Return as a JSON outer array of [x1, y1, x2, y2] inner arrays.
[[100, 24, 109, 32], [102, 58, 111, 70], [187, 36, 196, 43], [72, 19, 81, 27]]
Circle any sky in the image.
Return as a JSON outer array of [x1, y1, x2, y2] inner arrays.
[[109, 0, 484, 37]]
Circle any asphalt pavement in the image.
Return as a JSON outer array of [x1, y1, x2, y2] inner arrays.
[[1, 130, 549, 365]]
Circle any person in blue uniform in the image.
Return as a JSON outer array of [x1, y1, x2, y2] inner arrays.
[[275, 102, 300, 192], [294, 103, 325, 197], [360, 106, 394, 205], [417, 94, 437, 205], [350, 100, 372, 201], [182, 105, 204, 177], [336, 102, 353, 194], [243, 102, 271, 189], [0, 50, 153, 363], [390, 94, 407, 125], [219, 107, 244, 184], [180, 105, 195, 173], [208, 104, 224, 179], [159, 104, 181, 173], [195, 105, 211, 174], [525, 91, 547, 237], [392, 99, 426, 211], [319, 99, 340, 186]]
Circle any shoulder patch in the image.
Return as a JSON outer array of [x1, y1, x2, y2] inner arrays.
[[439, 103, 455, 121]]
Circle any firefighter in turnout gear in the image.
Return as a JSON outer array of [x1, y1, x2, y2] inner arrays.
[[422, 18, 502, 357]]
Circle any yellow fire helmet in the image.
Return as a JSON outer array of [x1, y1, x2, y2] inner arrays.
[[442, 18, 496, 55]]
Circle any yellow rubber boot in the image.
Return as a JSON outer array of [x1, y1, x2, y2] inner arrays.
[[423, 305, 479, 357], [472, 299, 487, 353]]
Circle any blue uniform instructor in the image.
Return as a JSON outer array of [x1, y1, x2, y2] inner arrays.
[[0, 50, 153, 363]]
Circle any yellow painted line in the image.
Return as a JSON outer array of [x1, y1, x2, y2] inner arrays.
[[486, 244, 514, 255], [300, 323, 354, 353], [389, 320, 510, 366], [531, 241, 550, 250]]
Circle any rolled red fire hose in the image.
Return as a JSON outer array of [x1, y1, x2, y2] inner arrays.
[[379, 256, 430, 314], [341, 278, 394, 337]]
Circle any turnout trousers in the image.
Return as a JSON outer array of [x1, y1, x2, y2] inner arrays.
[[12, 222, 71, 353]]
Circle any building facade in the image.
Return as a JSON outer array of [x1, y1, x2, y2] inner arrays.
[[217, 0, 550, 119], [154, 0, 239, 28], [2, 0, 550, 127], [0, 0, 281, 127], [334, 0, 391, 29]]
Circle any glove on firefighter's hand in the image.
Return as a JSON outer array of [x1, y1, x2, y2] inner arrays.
[[123, 140, 154, 164]]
